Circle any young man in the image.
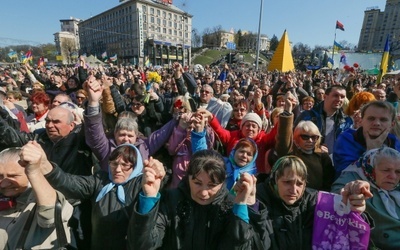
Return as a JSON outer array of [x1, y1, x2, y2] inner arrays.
[[295, 85, 353, 155], [333, 100, 400, 177]]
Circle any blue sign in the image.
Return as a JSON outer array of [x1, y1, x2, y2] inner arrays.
[[226, 42, 236, 50]]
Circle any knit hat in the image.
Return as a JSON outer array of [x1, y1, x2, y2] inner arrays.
[[240, 112, 262, 129]]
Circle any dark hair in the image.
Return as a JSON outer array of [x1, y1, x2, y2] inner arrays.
[[234, 138, 256, 155], [109, 145, 138, 168], [187, 150, 226, 185], [360, 100, 396, 122], [325, 85, 346, 95]]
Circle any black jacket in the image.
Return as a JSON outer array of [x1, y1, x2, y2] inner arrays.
[[128, 179, 259, 250], [256, 180, 318, 250], [45, 165, 143, 250], [0, 118, 92, 176]]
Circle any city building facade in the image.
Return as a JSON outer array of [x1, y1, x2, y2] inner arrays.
[[54, 17, 81, 65], [358, 0, 400, 53], [77, 0, 192, 66]]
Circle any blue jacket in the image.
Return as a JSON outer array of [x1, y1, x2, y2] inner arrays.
[[294, 101, 353, 146], [333, 127, 400, 178]]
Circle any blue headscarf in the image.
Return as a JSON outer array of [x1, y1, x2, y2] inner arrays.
[[225, 139, 258, 190], [95, 144, 143, 204]]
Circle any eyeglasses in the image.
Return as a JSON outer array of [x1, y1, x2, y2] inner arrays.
[[299, 134, 320, 141], [109, 161, 132, 171], [201, 89, 210, 94]]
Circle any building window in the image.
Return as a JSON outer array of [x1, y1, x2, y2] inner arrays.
[[163, 20, 166, 26], [150, 8, 154, 15], [157, 9, 160, 16], [163, 28, 167, 34], [151, 17, 155, 23], [169, 21, 172, 27], [162, 11, 166, 18], [142, 6, 147, 13], [168, 13, 172, 19], [157, 18, 161, 25]]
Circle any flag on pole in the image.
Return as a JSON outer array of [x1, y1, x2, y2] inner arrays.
[[101, 51, 107, 59], [109, 54, 118, 62], [333, 41, 344, 51], [340, 52, 348, 65], [336, 20, 345, 31], [22, 50, 33, 63], [377, 35, 390, 84]]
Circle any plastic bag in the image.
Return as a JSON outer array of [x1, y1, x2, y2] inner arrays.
[[312, 191, 370, 250]]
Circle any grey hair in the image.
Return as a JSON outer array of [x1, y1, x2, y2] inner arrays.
[[0, 147, 22, 164], [374, 147, 400, 166], [115, 117, 138, 135]]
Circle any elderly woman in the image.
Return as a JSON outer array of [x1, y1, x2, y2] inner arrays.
[[257, 155, 372, 250], [267, 92, 334, 190], [200, 108, 277, 174], [30, 142, 163, 249], [26, 91, 51, 133], [332, 147, 400, 250], [128, 150, 260, 249]]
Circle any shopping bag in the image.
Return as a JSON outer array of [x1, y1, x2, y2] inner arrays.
[[312, 191, 370, 250]]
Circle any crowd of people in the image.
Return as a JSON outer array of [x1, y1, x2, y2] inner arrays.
[[0, 56, 399, 249]]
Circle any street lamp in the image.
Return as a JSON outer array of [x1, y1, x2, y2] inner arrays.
[[255, 0, 264, 71]]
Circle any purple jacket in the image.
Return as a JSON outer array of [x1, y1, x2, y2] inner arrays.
[[84, 106, 178, 171]]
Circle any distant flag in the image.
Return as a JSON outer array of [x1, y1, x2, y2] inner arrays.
[[336, 20, 345, 31], [327, 57, 334, 68], [145, 57, 151, 67], [333, 41, 344, 51], [7, 51, 17, 59], [109, 54, 118, 62], [340, 52, 348, 65], [377, 35, 390, 84], [22, 50, 33, 63], [38, 56, 45, 67], [101, 51, 108, 59]]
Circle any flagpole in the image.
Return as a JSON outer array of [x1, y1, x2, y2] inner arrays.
[[332, 25, 337, 68]]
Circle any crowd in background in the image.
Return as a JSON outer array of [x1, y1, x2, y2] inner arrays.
[[0, 56, 399, 249]]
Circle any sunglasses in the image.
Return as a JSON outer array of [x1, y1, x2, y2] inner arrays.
[[131, 102, 143, 108], [299, 134, 319, 141]]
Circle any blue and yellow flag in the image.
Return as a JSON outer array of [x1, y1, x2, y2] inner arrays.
[[377, 35, 390, 84], [333, 41, 344, 52]]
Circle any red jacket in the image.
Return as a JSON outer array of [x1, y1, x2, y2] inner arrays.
[[209, 116, 277, 174]]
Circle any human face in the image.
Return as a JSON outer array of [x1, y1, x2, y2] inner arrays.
[[6, 95, 16, 103], [234, 146, 254, 167], [302, 101, 314, 111], [233, 106, 247, 120], [109, 156, 133, 184], [131, 101, 145, 115], [295, 133, 319, 152], [276, 169, 306, 205], [315, 90, 325, 101], [0, 161, 29, 197], [324, 88, 346, 114], [32, 101, 48, 115], [67, 78, 78, 89], [200, 87, 213, 103], [189, 171, 223, 205], [276, 98, 285, 108], [361, 106, 394, 139], [114, 129, 137, 145], [374, 157, 400, 190], [374, 90, 386, 101], [52, 95, 70, 108], [45, 108, 75, 142], [76, 94, 86, 106], [241, 121, 260, 139]]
